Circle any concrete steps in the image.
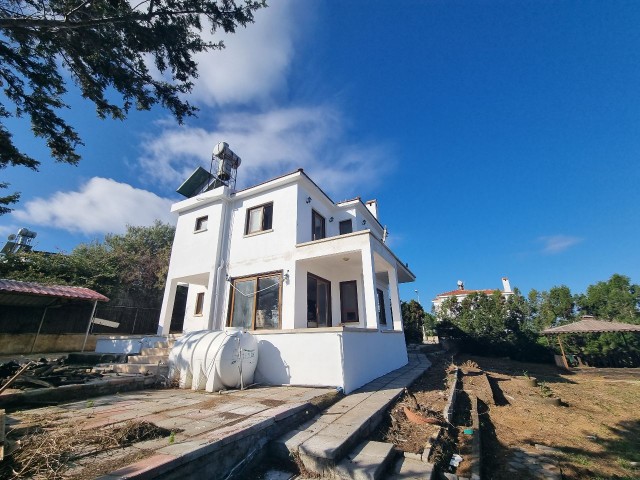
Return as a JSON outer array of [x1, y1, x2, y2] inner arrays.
[[390, 456, 435, 479], [334, 441, 397, 480], [272, 353, 433, 480], [95, 338, 172, 376]]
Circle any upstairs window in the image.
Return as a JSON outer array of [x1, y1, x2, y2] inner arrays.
[[312, 210, 326, 240], [194, 216, 208, 232], [339, 219, 353, 235], [245, 203, 273, 235]]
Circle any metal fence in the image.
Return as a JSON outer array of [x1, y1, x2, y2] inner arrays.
[[91, 305, 160, 335]]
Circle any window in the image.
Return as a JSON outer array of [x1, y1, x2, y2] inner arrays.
[[228, 272, 281, 330], [307, 273, 331, 328], [340, 281, 359, 323], [245, 203, 273, 235], [312, 210, 326, 240], [339, 219, 353, 235], [377, 288, 387, 325], [194, 292, 205, 315], [194, 216, 208, 232]]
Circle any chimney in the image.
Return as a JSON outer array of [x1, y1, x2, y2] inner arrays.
[[502, 277, 512, 293], [365, 200, 378, 219]]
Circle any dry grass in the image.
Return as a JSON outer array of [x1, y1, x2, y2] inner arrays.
[[0, 420, 171, 479]]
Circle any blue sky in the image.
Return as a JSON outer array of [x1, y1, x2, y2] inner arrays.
[[2, 1, 639, 306]]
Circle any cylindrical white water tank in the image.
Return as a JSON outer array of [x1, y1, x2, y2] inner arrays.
[[168, 328, 258, 392]]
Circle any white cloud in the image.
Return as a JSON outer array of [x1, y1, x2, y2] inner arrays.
[[12, 178, 175, 235], [538, 235, 583, 254], [189, 2, 299, 106], [139, 106, 392, 198]]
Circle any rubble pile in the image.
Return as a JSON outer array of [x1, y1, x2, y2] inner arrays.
[[0, 358, 103, 392]]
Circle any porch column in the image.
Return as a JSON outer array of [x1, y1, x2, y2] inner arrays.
[[361, 242, 379, 329], [387, 266, 402, 331], [158, 278, 178, 335]]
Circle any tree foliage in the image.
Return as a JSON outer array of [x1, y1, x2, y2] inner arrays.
[[433, 274, 640, 363], [0, 0, 264, 211], [401, 300, 426, 344], [0, 221, 175, 306]]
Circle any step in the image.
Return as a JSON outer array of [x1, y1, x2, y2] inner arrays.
[[127, 355, 168, 364], [152, 341, 173, 349], [334, 441, 397, 480], [390, 456, 435, 479], [139, 347, 171, 356], [108, 364, 169, 375]]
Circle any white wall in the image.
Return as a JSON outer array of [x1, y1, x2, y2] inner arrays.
[[183, 284, 208, 333], [253, 329, 408, 394], [252, 331, 344, 388], [341, 330, 408, 393]]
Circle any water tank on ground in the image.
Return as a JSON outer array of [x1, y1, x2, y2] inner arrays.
[[168, 328, 258, 392]]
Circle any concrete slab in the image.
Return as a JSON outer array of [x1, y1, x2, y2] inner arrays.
[[334, 441, 396, 480], [391, 456, 435, 479]]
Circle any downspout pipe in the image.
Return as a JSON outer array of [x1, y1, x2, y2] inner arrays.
[[211, 191, 234, 330]]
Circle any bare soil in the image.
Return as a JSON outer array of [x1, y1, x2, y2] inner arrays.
[[459, 354, 640, 480], [371, 353, 454, 453], [373, 351, 640, 480]]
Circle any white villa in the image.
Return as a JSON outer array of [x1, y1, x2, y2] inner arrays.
[[158, 151, 416, 394], [432, 277, 514, 312]]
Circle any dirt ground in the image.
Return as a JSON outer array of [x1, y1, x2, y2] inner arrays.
[[459, 354, 640, 480], [372, 352, 454, 454], [373, 351, 639, 480]]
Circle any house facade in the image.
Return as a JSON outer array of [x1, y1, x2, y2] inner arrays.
[[157, 168, 415, 393], [432, 277, 514, 312]]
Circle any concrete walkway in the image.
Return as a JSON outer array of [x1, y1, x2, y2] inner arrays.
[[6, 384, 335, 479], [273, 352, 433, 478], [6, 352, 432, 479]]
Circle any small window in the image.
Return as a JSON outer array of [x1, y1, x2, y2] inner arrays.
[[245, 203, 273, 235], [339, 219, 353, 235], [195, 216, 208, 232], [312, 210, 326, 240], [194, 292, 205, 315]]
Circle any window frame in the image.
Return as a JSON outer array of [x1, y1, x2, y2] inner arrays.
[[194, 291, 205, 316], [307, 272, 332, 328], [194, 215, 208, 233], [377, 288, 387, 325], [340, 280, 360, 324], [312, 209, 326, 241], [339, 219, 353, 235], [244, 202, 274, 236], [226, 270, 282, 330]]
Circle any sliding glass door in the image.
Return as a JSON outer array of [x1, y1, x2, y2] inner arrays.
[[307, 273, 331, 328]]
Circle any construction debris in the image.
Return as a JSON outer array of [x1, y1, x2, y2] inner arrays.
[[0, 358, 103, 394]]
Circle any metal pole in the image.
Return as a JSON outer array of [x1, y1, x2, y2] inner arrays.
[[30, 307, 49, 354], [131, 308, 139, 334], [557, 335, 570, 370], [82, 300, 98, 352]]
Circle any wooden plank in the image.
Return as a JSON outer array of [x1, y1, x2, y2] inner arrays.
[[1, 408, 5, 461]]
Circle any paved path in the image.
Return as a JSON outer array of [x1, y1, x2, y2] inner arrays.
[[6, 385, 335, 479], [274, 352, 433, 477]]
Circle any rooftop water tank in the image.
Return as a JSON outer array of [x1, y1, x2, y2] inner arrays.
[[168, 328, 258, 392]]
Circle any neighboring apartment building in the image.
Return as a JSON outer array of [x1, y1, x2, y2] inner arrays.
[[157, 162, 416, 393], [432, 277, 514, 312]]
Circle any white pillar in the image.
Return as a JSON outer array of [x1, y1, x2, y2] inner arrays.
[[158, 278, 178, 335], [361, 241, 379, 329], [388, 266, 402, 331]]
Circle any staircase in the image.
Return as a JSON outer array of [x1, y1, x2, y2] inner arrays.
[[95, 338, 174, 376], [271, 353, 434, 479]]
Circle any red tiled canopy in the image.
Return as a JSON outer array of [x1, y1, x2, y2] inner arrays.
[[0, 278, 109, 305]]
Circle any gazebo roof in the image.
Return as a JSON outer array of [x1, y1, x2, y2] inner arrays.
[[0, 278, 109, 306], [542, 316, 640, 335]]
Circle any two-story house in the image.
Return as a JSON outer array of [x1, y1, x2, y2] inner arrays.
[[157, 166, 416, 393]]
